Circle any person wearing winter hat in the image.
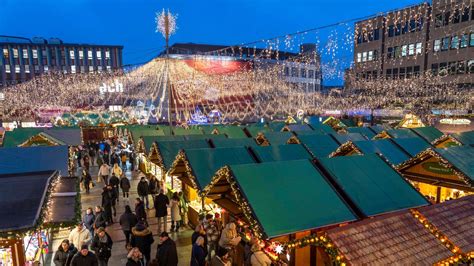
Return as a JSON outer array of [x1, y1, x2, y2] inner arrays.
[[130, 222, 154, 264], [91, 227, 113, 266], [126, 247, 145, 266], [156, 232, 178, 266]]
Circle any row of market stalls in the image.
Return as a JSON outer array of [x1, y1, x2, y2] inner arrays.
[[0, 146, 79, 266], [119, 121, 474, 265]]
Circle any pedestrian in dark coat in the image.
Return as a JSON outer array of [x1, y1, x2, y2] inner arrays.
[[101, 187, 114, 224], [131, 222, 154, 264], [120, 205, 138, 244], [120, 176, 131, 198], [191, 236, 207, 266], [109, 174, 120, 198], [91, 228, 113, 266], [94, 206, 107, 229], [156, 232, 178, 266], [82, 207, 95, 238], [80, 170, 92, 194], [83, 155, 90, 172], [70, 244, 98, 266], [53, 239, 77, 266], [135, 198, 147, 222], [154, 190, 169, 233], [137, 177, 150, 208]]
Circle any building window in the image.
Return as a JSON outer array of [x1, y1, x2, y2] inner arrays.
[[457, 61, 466, 74], [3, 48, 9, 59], [415, 43, 422, 54], [25, 65, 30, 73], [32, 49, 38, 59], [394, 46, 401, 58], [44, 66, 49, 72], [460, 34, 469, 48], [399, 67, 406, 79], [416, 17, 423, 31], [308, 69, 314, 78], [387, 47, 393, 58], [5, 65, 10, 73], [431, 64, 439, 76], [300, 68, 306, 78], [284, 66, 289, 76], [434, 39, 441, 52], [395, 23, 401, 36], [34, 65, 39, 73], [392, 68, 398, 79], [96, 51, 102, 59], [443, 11, 450, 26], [362, 51, 367, 62], [451, 36, 459, 49], [453, 9, 461, 24], [461, 7, 469, 22], [105, 50, 110, 59], [88, 50, 93, 59], [373, 29, 380, 40], [71, 65, 76, 73], [15, 65, 20, 73], [386, 69, 392, 79], [79, 50, 84, 59], [439, 63, 448, 76], [69, 50, 75, 59], [401, 45, 407, 57], [13, 49, 18, 58], [448, 61, 457, 75], [408, 44, 415, 55], [409, 19, 416, 32], [98, 65, 102, 72], [435, 14, 443, 27], [106, 65, 111, 72], [356, 53, 361, 63], [22, 49, 28, 59], [368, 51, 373, 61], [388, 25, 394, 37], [406, 66, 413, 78], [402, 21, 408, 34], [89, 66, 94, 72], [468, 60, 474, 73], [291, 67, 297, 77], [413, 66, 420, 76], [441, 37, 450, 51], [470, 33, 474, 46]]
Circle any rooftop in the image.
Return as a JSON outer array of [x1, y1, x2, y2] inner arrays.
[[0, 35, 123, 48]]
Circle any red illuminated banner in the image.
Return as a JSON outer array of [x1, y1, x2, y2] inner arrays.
[[183, 59, 252, 75]]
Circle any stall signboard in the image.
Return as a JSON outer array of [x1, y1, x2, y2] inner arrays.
[[421, 162, 454, 175]]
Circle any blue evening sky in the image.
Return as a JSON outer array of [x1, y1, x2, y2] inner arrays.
[[0, 0, 423, 84]]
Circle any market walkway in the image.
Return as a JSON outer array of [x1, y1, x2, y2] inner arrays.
[[50, 164, 193, 265]]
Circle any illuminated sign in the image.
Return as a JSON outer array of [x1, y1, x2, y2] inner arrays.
[[99, 79, 123, 95], [421, 162, 453, 175], [439, 118, 471, 125]]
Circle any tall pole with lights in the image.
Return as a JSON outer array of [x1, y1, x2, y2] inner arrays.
[[156, 9, 177, 134]]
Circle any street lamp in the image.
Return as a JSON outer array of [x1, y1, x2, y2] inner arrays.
[[156, 9, 177, 133]]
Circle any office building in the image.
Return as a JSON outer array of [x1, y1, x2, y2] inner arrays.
[[350, 0, 473, 89], [0, 36, 123, 87]]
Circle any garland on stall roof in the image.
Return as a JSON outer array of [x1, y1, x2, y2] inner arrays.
[[431, 134, 462, 147], [410, 209, 472, 265], [168, 150, 200, 191], [275, 233, 346, 265], [329, 140, 362, 158]]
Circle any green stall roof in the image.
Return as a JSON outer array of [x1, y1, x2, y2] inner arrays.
[[267, 122, 286, 132], [158, 140, 211, 170], [284, 124, 313, 132], [141, 136, 186, 153], [387, 128, 419, 139], [211, 138, 259, 148], [309, 123, 335, 134], [172, 127, 204, 136], [298, 134, 340, 158], [128, 126, 165, 144], [319, 154, 429, 217], [331, 132, 367, 144], [293, 130, 325, 137], [230, 160, 357, 238], [347, 127, 376, 139], [340, 118, 357, 127], [411, 127, 444, 143], [436, 146, 474, 182], [263, 131, 295, 145], [453, 130, 474, 145], [251, 144, 313, 162], [184, 147, 256, 190], [245, 126, 272, 138], [2, 128, 44, 148], [218, 127, 247, 138], [369, 125, 390, 134], [185, 134, 227, 141], [353, 139, 410, 166], [391, 137, 431, 157]]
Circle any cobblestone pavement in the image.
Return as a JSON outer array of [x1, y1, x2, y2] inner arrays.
[[49, 164, 192, 265]]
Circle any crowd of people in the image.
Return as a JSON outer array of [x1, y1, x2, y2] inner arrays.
[[54, 141, 272, 266]]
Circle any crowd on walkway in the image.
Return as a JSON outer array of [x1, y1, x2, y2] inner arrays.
[[54, 141, 273, 266]]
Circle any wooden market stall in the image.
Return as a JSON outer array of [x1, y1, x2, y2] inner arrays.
[[254, 131, 300, 146], [397, 145, 474, 203], [0, 170, 79, 266], [169, 146, 257, 228]]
